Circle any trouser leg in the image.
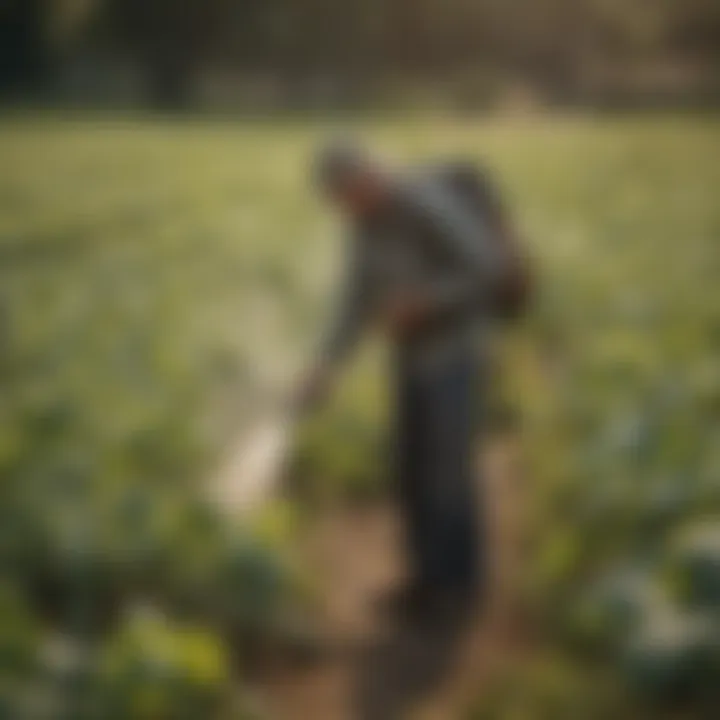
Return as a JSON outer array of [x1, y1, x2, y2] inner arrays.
[[424, 353, 481, 593], [395, 353, 483, 595], [395, 366, 432, 588]]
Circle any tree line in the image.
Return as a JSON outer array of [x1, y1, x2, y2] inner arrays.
[[2, 0, 719, 108]]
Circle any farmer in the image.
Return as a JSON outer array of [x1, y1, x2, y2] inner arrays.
[[298, 140, 517, 614]]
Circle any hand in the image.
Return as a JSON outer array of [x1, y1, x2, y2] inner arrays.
[[384, 292, 430, 338]]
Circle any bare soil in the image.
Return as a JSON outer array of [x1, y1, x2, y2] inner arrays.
[[254, 437, 528, 720]]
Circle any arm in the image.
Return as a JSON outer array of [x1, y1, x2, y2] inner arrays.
[[319, 230, 371, 368], [297, 232, 370, 412]]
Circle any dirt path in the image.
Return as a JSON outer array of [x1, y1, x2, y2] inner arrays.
[[255, 436, 527, 720]]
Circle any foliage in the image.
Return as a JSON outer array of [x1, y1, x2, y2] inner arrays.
[[0, 115, 718, 716], [5, 1, 720, 106], [508, 115, 720, 716], [97, 608, 231, 719]]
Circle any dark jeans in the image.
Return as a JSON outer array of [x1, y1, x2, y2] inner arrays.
[[394, 351, 483, 595]]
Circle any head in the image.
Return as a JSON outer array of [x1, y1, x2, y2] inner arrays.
[[313, 139, 391, 217]]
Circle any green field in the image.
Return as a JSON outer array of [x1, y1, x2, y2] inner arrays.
[[0, 115, 719, 717]]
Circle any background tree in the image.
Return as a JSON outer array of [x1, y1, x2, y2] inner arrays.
[[2, 0, 719, 107], [0, 0, 53, 98], [99, 0, 233, 108]]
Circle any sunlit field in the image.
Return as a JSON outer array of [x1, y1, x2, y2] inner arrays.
[[0, 115, 718, 717]]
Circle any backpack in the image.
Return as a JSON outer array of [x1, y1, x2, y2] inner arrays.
[[431, 160, 532, 322]]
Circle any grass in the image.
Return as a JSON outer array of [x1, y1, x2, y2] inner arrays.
[[3, 114, 716, 471]]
